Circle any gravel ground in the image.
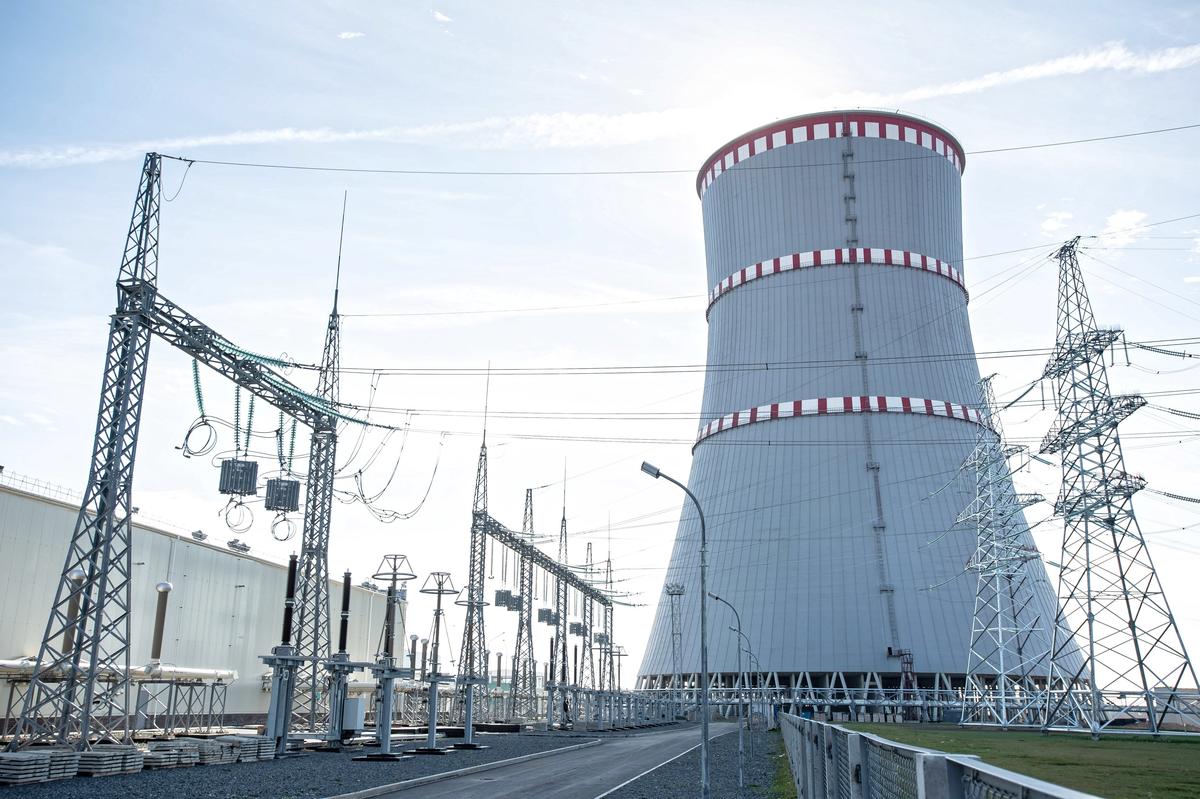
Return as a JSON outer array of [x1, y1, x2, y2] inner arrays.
[[607, 728, 787, 799], [0, 733, 590, 799]]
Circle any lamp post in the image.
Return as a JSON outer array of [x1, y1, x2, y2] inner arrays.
[[731, 626, 759, 768], [641, 461, 710, 799], [710, 592, 744, 790]]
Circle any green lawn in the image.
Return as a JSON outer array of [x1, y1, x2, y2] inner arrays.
[[843, 723, 1200, 798]]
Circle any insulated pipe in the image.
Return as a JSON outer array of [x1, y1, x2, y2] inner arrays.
[[383, 586, 396, 658], [419, 639, 428, 679], [337, 570, 352, 654], [281, 554, 298, 645], [409, 635, 419, 674], [150, 581, 173, 663], [0, 659, 236, 681], [61, 568, 87, 654]]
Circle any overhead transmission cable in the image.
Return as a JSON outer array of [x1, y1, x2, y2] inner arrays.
[[158, 121, 1200, 177]]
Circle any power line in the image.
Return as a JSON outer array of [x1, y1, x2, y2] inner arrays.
[[159, 121, 1200, 178], [291, 336, 1200, 378]]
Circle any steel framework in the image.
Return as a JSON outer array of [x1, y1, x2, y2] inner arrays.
[[5, 153, 162, 749], [510, 489, 538, 718], [7, 153, 348, 750], [457, 443, 613, 724], [1042, 237, 1199, 735], [665, 583, 685, 713], [457, 439, 491, 722], [599, 556, 616, 693], [578, 543, 596, 692], [960, 376, 1049, 728], [552, 504, 570, 723]]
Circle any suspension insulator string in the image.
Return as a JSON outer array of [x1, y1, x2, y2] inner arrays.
[[233, 386, 242, 457]]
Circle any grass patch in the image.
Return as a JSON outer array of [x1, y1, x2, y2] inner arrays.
[[843, 723, 1200, 798], [762, 730, 798, 799]]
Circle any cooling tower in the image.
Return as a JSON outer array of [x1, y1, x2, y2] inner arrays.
[[637, 111, 1061, 703]]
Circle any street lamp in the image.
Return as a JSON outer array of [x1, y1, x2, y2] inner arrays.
[[730, 625, 759, 768], [710, 592, 744, 790], [641, 461, 710, 799]]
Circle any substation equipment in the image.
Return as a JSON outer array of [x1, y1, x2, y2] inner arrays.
[[454, 437, 664, 730], [350, 555, 418, 761], [5, 153, 355, 750], [635, 111, 1066, 720]]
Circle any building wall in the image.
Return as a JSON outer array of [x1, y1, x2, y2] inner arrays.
[[0, 484, 402, 715], [638, 112, 1061, 682]]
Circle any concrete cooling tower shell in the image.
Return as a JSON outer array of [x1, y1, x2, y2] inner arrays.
[[637, 111, 1062, 699]]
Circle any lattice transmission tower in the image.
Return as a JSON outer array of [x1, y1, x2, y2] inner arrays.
[[552, 494, 570, 722], [599, 554, 616, 692], [665, 583, 685, 712], [458, 435, 490, 721], [579, 543, 596, 690], [960, 375, 1049, 728], [510, 488, 538, 718], [291, 195, 347, 731], [7, 153, 162, 749], [1042, 237, 1199, 735]]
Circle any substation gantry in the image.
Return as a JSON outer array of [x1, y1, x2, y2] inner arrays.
[[7, 153, 348, 750], [457, 439, 616, 729]]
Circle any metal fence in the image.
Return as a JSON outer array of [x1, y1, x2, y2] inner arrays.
[[780, 713, 1097, 799]]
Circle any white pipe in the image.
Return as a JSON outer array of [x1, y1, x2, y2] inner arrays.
[[0, 658, 236, 682]]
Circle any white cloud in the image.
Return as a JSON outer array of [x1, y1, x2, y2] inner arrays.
[[1041, 210, 1073, 237], [0, 109, 703, 167], [627, 88, 645, 96], [830, 41, 1200, 106], [337, 31, 365, 40], [5, 41, 1199, 169], [1183, 276, 1200, 283], [0, 415, 19, 426], [432, 10, 452, 23], [1099, 209, 1149, 247]]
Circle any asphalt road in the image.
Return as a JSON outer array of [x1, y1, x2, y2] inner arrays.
[[382, 723, 735, 799]]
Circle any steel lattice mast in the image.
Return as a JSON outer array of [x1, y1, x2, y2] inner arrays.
[[8, 153, 161, 749], [665, 583, 685, 713], [291, 196, 347, 731], [1042, 237, 1199, 735], [579, 542, 596, 691], [599, 555, 616, 692], [553, 500, 570, 721], [961, 376, 1048, 728], [458, 437, 490, 721], [510, 489, 538, 718]]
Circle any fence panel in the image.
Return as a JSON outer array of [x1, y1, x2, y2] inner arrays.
[[777, 713, 1098, 799]]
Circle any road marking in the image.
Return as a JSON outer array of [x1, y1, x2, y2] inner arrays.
[[591, 728, 734, 799], [322, 739, 602, 799]]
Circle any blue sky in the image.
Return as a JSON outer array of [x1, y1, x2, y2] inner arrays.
[[2, 1, 1200, 680]]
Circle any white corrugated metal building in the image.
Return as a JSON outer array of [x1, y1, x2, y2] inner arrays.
[[0, 476, 401, 719]]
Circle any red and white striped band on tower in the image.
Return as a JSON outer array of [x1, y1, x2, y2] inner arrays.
[[707, 247, 966, 315], [695, 395, 986, 447], [696, 111, 965, 199]]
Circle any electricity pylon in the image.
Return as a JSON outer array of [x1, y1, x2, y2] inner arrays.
[[510, 489, 537, 718], [7, 153, 162, 749], [579, 543, 596, 691], [458, 436, 490, 721], [665, 583, 685, 714], [291, 195, 347, 731], [1042, 237, 1199, 735], [599, 555, 616, 693], [960, 376, 1048, 728], [553, 497, 570, 723]]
